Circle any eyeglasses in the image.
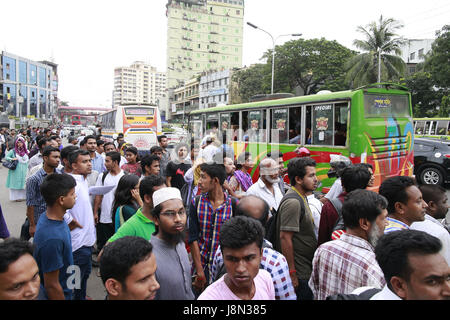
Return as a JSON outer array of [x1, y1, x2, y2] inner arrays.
[[160, 209, 187, 218]]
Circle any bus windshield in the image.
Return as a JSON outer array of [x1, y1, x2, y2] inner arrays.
[[364, 94, 410, 118], [124, 107, 155, 116]]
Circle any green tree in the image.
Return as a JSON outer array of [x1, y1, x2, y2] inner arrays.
[[267, 38, 355, 95], [346, 15, 406, 87], [439, 95, 450, 117], [400, 72, 442, 117], [424, 25, 450, 89], [231, 64, 271, 103]]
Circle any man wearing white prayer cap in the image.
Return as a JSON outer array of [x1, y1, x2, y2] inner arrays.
[[150, 187, 195, 300]]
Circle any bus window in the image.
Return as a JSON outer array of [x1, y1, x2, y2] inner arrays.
[[245, 110, 264, 142], [415, 121, 425, 134], [271, 108, 288, 144], [230, 112, 239, 141], [424, 121, 431, 135], [288, 106, 302, 144], [437, 120, 449, 135], [312, 104, 333, 145], [334, 103, 348, 146]]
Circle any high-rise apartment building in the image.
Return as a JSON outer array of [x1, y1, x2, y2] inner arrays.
[[113, 61, 167, 108], [166, 0, 244, 89]]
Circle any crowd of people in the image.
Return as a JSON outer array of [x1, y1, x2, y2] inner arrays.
[[0, 127, 449, 301]]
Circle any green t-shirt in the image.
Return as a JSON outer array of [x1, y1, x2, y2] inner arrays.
[[108, 208, 156, 242]]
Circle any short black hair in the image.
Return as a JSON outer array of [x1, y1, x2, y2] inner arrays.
[[96, 139, 105, 146], [68, 149, 90, 165], [342, 189, 388, 229], [379, 176, 417, 214], [150, 145, 163, 155], [157, 135, 167, 143], [355, 162, 373, 171], [375, 230, 442, 290], [105, 151, 121, 165], [125, 146, 138, 155], [103, 142, 115, 150], [236, 152, 251, 170], [37, 136, 49, 149], [0, 238, 34, 273], [200, 162, 226, 186], [287, 157, 316, 185], [42, 146, 60, 158], [235, 195, 269, 228], [83, 135, 97, 144], [340, 165, 371, 193], [68, 136, 77, 143], [140, 154, 160, 171], [60, 145, 79, 161], [219, 216, 265, 252], [40, 173, 76, 207], [418, 184, 447, 204], [99, 236, 154, 287], [139, 175, 165, 201]]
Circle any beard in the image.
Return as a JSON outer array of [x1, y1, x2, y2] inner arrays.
[[368, 223, 382, 247], [265, 176, 280, 185], [160, 228, 187, 245]]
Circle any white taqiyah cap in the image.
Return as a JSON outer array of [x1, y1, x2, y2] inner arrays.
[[152, 187, 182, 208]]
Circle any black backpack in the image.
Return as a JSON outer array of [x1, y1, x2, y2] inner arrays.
[[266, 191, 306, 248]]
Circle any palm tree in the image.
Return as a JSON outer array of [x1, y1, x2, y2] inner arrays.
[[346, 15, 406, 87]]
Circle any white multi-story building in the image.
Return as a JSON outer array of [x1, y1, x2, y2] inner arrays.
[[199, 68, 233, 109], [113, 61, 167, 108], [400, 39, 434, 74]]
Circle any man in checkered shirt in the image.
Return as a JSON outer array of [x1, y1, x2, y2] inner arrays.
[[211, 195, 296, 300], [309, 189, 388, 300]]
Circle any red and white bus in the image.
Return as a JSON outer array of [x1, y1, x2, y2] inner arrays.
[[99, 104, 162, 151]]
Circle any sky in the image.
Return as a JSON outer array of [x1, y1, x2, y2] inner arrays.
[[1, 0, 449, 108]]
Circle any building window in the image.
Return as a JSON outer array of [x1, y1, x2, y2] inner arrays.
[[410, 52, 415, 61], [418, 48, 424, 58]]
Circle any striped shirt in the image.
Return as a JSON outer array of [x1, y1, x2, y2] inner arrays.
[[211, 241, 297, 300], [384, 217, 409, 233], [188, 192, 234, 280], [309, 233, 385, 300]]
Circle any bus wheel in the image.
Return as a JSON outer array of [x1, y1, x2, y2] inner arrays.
[[419, 167, 444, 185]]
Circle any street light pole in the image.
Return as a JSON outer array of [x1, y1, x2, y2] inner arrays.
[[247, 22, 301, 94]]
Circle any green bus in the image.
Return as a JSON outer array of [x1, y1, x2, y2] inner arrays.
[[414, 117, 450, 140], [188, 83, 414, 192]]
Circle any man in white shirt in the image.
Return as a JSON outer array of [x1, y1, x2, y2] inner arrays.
[[198, 136, 220, 163], [411, 184, 450, 265], [246, 158, 283, 212], [372, 229, 450, 300], [93, 151, 125, 252], [63, 149, 96, 300]]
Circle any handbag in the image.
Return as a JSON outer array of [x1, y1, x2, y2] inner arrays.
[[3, 159, 18, 170]]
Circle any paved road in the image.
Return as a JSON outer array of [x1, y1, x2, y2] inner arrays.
[[0, 160, 449, 300]]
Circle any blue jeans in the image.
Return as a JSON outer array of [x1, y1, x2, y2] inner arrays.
[[72, 246, 92, 300]]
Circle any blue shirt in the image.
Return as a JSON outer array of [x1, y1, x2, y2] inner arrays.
[[91, 152, 106, 173], [33, 214, 74, 300]]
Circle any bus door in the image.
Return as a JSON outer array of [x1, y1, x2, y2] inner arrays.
[[191, 114, 203, 147]]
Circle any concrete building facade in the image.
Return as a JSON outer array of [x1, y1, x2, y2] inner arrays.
[[113, 61, 167, 108], [166, 0, 244, 90], [400, 39, 434, 74], [0, 51, 58, 128]]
